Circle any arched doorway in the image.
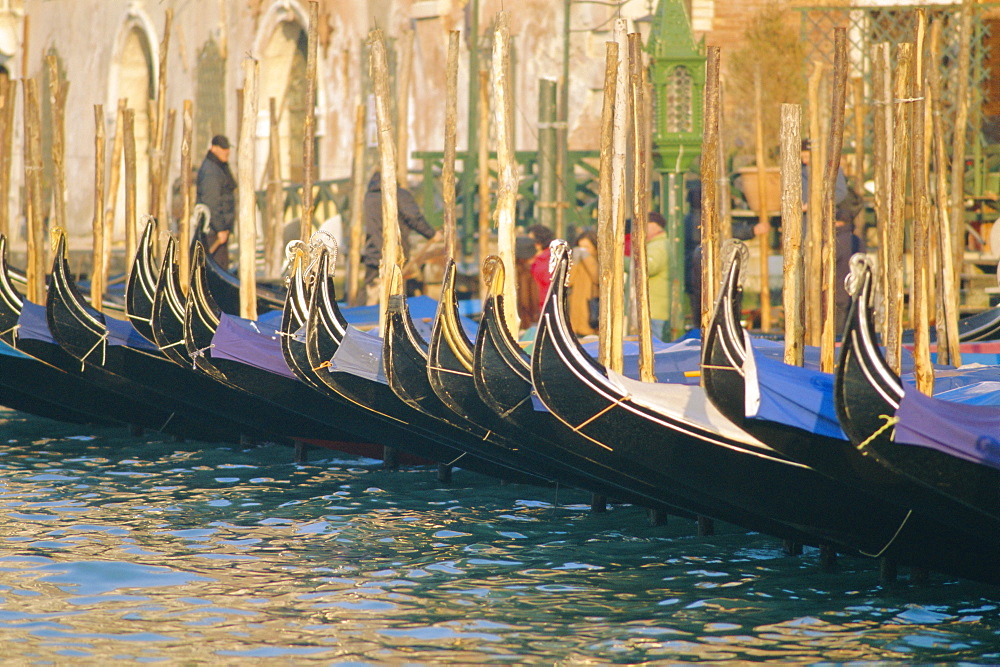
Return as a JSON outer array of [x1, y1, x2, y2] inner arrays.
[[113, 25, 154, 240], [259, 19, 308, 184]]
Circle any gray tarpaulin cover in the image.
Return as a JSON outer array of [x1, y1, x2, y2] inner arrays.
[[329, 325, 388, 385]]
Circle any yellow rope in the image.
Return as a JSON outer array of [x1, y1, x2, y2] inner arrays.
[[80, 332, 108, 370], [311, 360, 332, 372], [573, 394, 630, 434], [856, 414, 900, 451], [859, 509, 913, 558]]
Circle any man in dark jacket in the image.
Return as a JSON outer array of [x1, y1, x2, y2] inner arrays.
[[362, 170, 440, 305], [196, 134, 237, 269]]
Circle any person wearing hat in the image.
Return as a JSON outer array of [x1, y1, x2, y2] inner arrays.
[[196, 134, 237, 268]]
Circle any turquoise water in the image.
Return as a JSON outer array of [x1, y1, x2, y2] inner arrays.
[[1, 407, 1000, 663]]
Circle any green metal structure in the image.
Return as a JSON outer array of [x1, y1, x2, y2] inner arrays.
[[647, 0, 705, 337]]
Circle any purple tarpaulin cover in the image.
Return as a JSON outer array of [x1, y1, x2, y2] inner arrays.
[[210, 313, 296, 379], [895, 385, 1000, 471]]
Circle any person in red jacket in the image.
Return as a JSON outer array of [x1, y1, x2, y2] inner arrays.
[[528, 224, 555, 313]]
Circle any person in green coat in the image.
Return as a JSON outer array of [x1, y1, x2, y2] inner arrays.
[[644, 211, 670, 340]]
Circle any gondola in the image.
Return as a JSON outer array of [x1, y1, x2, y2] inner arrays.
[[702, 241, 1000, 545], [471, 255, 698, 513], [130, 232, 390, 455], [836, 255, 1000, 527], [45, 229, 259, 442], [530, 240, 1000, 581], [0, 236, 191, 430], [429, 257, 645, 495], [178, 242, 416, 457], [384, 273, 555, 485], [300, 249, 539, 482], [190, 205, 285, 315], [124, 218, 160, 343]]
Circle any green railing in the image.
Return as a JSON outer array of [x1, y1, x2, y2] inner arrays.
[[412, 149, 602, 246]]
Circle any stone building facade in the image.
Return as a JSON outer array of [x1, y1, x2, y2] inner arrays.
[[0, 0, 991, 245]]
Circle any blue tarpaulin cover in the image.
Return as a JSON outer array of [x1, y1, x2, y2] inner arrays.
[[104, 315, 158, 351], [17, 301, 56, 344], [211, 313, 296, 379]]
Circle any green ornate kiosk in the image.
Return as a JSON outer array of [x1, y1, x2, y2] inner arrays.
[[646, 0, 705, 337]]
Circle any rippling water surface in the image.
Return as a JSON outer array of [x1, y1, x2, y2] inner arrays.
[[2, 408, 1000, 663]]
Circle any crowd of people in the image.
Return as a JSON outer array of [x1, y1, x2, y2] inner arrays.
[[192, 133, 865, 341]]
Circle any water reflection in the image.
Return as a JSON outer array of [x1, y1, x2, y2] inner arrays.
[[0, 408, 999, 662]]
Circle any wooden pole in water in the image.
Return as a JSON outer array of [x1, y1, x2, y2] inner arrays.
[[610, 19, 628, 372], [46, 55, 68, 236], [396, 24, 414, 187], [911, 13, 934, 396], [477, 68, 490, 309], [949, 0, 973, 299], [886, 43, 913, 376], [628, 34, 654, 382], [492, 12, 519, 340], [820, 29, 847, 374], [237, 56, 259, 322], [805, 63, 824, 347], [929, 21, 961, 366], [442, 31, 460, 261], [23, 79, 44, 304], [123, 108, 138, 270], [752, 64, 771, 332], [781, 104, 804, 367], [301, 1, 318, 242], [265, 97, 283, 280], [700, 46, 721, 333], [0, 78, 15, 240], [150, 9, 172, 230], [872, 44, 891, 343], [369, 29, 401, 333], [105, 99, 126, 284], [93, 105, 106, 314], [347, 101, 366, 307], [597, 41, 618, 369], [852, 77, 866, 238], [180, 99, 193, 291]]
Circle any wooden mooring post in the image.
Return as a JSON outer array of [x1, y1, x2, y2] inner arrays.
[[820, 29, 847, 374], [300, 1, 319, 243], [92, 105, 106, 314], [492, 11, 519, 340], [23, 79, 44, 305], [238, 57, 259, 322]]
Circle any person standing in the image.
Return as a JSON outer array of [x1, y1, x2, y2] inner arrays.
[[362, 171, 440, 306], [644, 211, 670, 340], [196, 135, 237, 269], [528, 224, 555, 313], [567, 230, 599, 337]]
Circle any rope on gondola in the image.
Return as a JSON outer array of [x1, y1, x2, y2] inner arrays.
[[159, 412, 176, 432], [497, 395, 532, 419], [159, 339, 186, 349], [0, 323, 19, 346], [856, 415, 899, 451], [572, 394, 630, 433], [190, 343, 215, 369], [312, 360, 331, 372], [80, 331, 108, 370], [130, 314, 152, 323], [444, 451, 466, 467], [427, 364, 472, 377], [859, 509, 913, 558]]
